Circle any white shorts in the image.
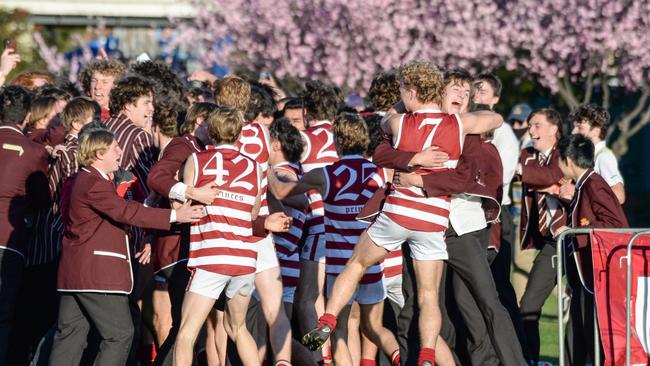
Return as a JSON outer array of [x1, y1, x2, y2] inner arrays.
[[367, 213, 448, 261], [188, 268, 255, 299], [326, 274, 386, 305], [300, 233, 326, 263], [383, 274, 404, 308], [256, 236, 279, 274]]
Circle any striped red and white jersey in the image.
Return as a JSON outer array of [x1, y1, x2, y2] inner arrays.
[[300, 120, 339, 172], [237, 121, 270, 217], [322, 155, 385, 284], [300, 120, 339, 237], [271, 162, 306, 288], [238, 121, 271, 173], [188, 144, 262, 276], [383, 110, 463, 232], [383, 249, 403, 278]]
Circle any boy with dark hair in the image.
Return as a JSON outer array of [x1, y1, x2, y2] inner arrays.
[[554, 134, 628, 365], [474, 72, 502, 104], [282, 98, 306, 131], [106, 74, 156, 194], [296, 81, 341, 364], [267, 117, 315, 366], [368, 71, 400, 112], [568, 104, 625, 203], [0, 86, 49, 363], [245, 80, 277, 126]]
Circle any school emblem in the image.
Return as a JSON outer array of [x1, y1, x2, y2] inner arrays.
[[580, 217, 590, 226]]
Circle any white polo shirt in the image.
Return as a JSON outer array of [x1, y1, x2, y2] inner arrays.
[[594, 141, 624, 186], [491, 123, 520, 205]]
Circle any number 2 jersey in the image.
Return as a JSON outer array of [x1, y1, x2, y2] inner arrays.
[[300, 120, 339, 239], [188, 144, 262, 276], [322, 155, 386, 284], [383, 110, 463, 232]]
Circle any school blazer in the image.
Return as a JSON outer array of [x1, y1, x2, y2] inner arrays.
[[518, 146, 566, 249], [0, 123, 50, 257], [147, 134, 202, 272], [57, 166, 172, 294], [570, 169, 628, 250]]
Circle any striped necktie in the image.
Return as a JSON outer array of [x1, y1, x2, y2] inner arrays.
[[537, 152, 549, 235]]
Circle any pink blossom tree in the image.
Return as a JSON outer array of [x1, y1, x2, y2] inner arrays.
[[506, 0, 650, 157], [178, 0, 511, 91], [182, 0, 650, 158]]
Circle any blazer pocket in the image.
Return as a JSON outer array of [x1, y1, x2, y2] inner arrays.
[[93, 250, 127, 260]]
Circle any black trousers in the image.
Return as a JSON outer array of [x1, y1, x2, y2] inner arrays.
[[154, 262, 192, 366], [0, 249, 24, 365], [519, 240, 557, 364], [50, 292, 134, 366], [441, 229, 501, 366], [397, 229, 526, 366], [7, 261, 59, 366], [565, 249, 602, 365], [491, 207, 529, 358]]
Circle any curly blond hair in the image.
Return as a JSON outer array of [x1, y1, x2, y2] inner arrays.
[[213, 76, 251, 114], [397, 61, 444, 105]]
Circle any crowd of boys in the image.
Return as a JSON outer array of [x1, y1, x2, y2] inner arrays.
[[0, 43, 629, 366]]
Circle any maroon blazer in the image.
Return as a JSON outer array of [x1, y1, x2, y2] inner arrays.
[[58, 166, 172, 293], [147, 134, 202, 271], [518, 146, 566, 249], [0, 123, 50, 257], [570, 170, 628, 250], [363, 135, 502, 224], [148, 134, 203, 197]]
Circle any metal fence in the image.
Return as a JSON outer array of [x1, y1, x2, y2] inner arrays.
[[554, 228, 650, 366]]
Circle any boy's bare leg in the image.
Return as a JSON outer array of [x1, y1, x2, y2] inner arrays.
[[215, 309, 228, 366], [152, 283, 172, 346], [205, 309, 220, 366], [302, 231, 388, 350], [174, 292, 218, 366], [412, 259, 444, 364], [331, 305, 353, 366], [347, 302, 361, 365], [359, 302, 399, 358], [256, 267, 292, 362], [224, 293, 260, 366]]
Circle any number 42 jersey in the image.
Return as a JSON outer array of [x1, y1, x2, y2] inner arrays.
[[188, 144, 262, 276]]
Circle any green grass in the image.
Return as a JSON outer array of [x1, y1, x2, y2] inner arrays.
[[539, 293, 560, 365]]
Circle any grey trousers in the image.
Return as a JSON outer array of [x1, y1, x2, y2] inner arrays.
[[50, 292, 134, 366]]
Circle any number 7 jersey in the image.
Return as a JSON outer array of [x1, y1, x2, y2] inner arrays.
[[383, 110, 463, 232], [188, 144, 262, 276]]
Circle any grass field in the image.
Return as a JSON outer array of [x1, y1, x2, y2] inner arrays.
[[539, 292, 560, 365]]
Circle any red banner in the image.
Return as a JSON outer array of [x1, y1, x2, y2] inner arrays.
[[590, 231, 650, 366]]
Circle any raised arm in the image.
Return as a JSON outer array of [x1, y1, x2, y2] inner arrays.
[[268, 167, 326, 200], [460, 110, 504, 135]]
